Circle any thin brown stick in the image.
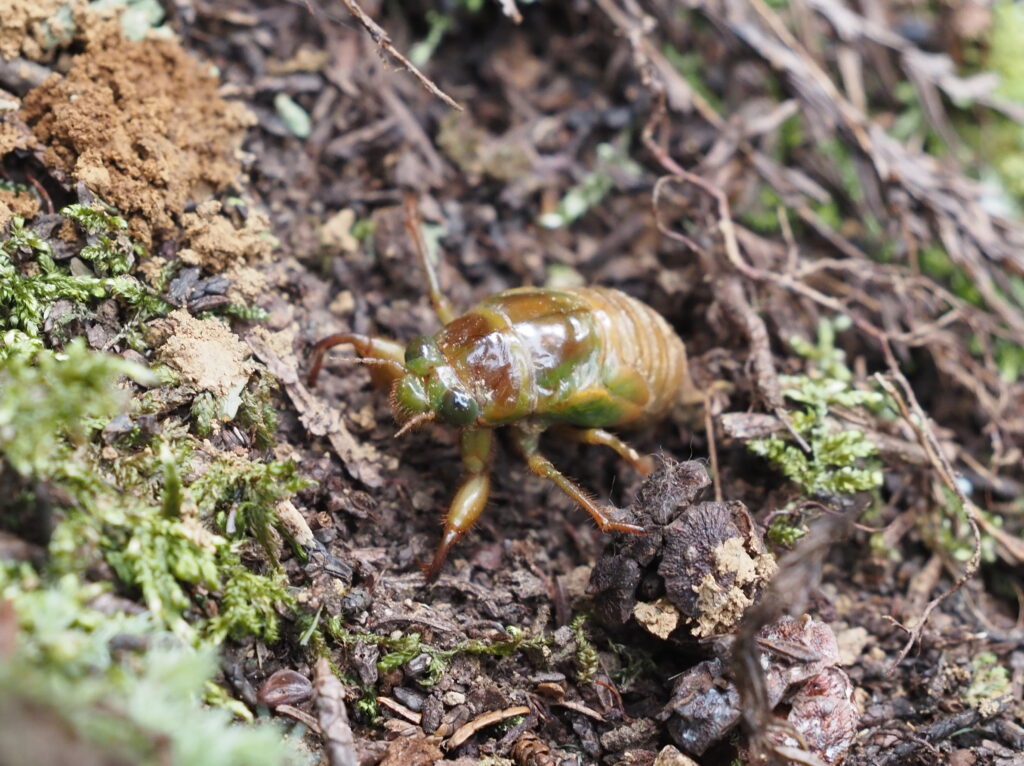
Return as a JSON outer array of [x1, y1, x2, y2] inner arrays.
[[336, 0, 463, 111], [873, 364, 982, 671], [703, 391, 722, 503]]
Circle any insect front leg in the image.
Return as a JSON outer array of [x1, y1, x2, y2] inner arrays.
[[550, 426, 655, 476], [510, 426, 646, 535], [423, 427, 495, 581], [307, 333, 407, 387]]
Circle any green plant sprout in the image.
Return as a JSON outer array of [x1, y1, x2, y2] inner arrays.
[[747, 316, 886, 497], [326, 618, 551, 690], [538, 141, 643, 230]]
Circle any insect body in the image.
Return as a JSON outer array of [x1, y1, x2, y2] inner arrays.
[[309, 211, 700, 580]]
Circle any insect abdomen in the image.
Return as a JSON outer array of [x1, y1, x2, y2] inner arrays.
[[440, 286, 690, 427], [569, 287, 690, 423]]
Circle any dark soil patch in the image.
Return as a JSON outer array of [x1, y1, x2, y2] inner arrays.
[[2, 1, 1024, 765]]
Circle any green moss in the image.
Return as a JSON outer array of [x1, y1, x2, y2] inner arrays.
[[207, 559, 293, 643], [747, 317, 886, 496], [62, 202, 136, 276], [0, 340, 152, 475], [0, 213, 167, 359], [0, 571, 308, 766], [1, 342, 299, 641], [325, 619, 550, 689], [236, 372, 281, 450], [570, 613, 599, 684], [963, 652, 1011, 716], [221, 302, 270, 322], [929, 487, 1000, 565], [192, 453, 311, 563], [766, 512, 808, 547]]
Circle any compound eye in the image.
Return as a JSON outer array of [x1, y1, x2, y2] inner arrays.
[[439, 389, 479, 426], [405, 336, 443, 376]]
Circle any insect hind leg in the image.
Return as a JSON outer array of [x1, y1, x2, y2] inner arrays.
[[511, 426, 646, 535], [551, 426, 654, 476]]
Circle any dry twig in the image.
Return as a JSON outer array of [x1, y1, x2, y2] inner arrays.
[[873, 361, 982, 671], [314, 658, 358, 766], [445, 705, 531, 750], [335, 0, 462, 111]]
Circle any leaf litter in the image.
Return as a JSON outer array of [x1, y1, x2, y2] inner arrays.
[[0, 0, 1023, 765]]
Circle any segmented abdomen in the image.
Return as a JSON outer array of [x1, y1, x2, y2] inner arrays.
[[569, 287, 689, 422], [438, 286, 690, 426]]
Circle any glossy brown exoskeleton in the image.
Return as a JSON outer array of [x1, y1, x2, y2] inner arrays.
[[309, 202, 701, 579]]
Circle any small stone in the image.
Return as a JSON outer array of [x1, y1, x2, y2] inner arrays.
[[442, 691, 466, 706], [654, 746, 700, 766], [835, 626, 870, 666]]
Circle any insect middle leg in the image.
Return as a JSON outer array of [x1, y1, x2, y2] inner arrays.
[[424, 427, 495, 581], [551, 426, 654, 476], [511, 426, 646, 535]]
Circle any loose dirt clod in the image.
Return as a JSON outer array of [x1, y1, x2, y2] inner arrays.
[[589, 459, 775, 637], [18, 25, 253, 244], [179, 200, 274, 271], [157, 309, 254, 398], [0, 188, 38, 220], [662, 616, 857, 763], [0, 0, 76, 60]]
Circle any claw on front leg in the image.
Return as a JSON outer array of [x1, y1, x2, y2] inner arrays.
[[422, 428, 494, 581]]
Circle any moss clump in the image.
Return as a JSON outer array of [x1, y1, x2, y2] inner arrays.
[[766, 510, 808, 547], [192, 452, 311, 564], [0, 211, 166, 359], [570, 613, 599, 684], [1, 336, 305, 761], [326, 619, 550, 690], [0, 570, 308, 766], [1, 341, 295, 640], [963, 652, 1011, 717], [747, 316, 885, 496], [62, 202, 137, 276], [0, 339, 151, 474]]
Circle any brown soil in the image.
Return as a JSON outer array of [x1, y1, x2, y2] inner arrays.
[[179, 200, 275, 271], [3, 2, 1024, 765], [156, 308, 254, 397], [0, 0, 76, 60], [19, 22, 253, 244]]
